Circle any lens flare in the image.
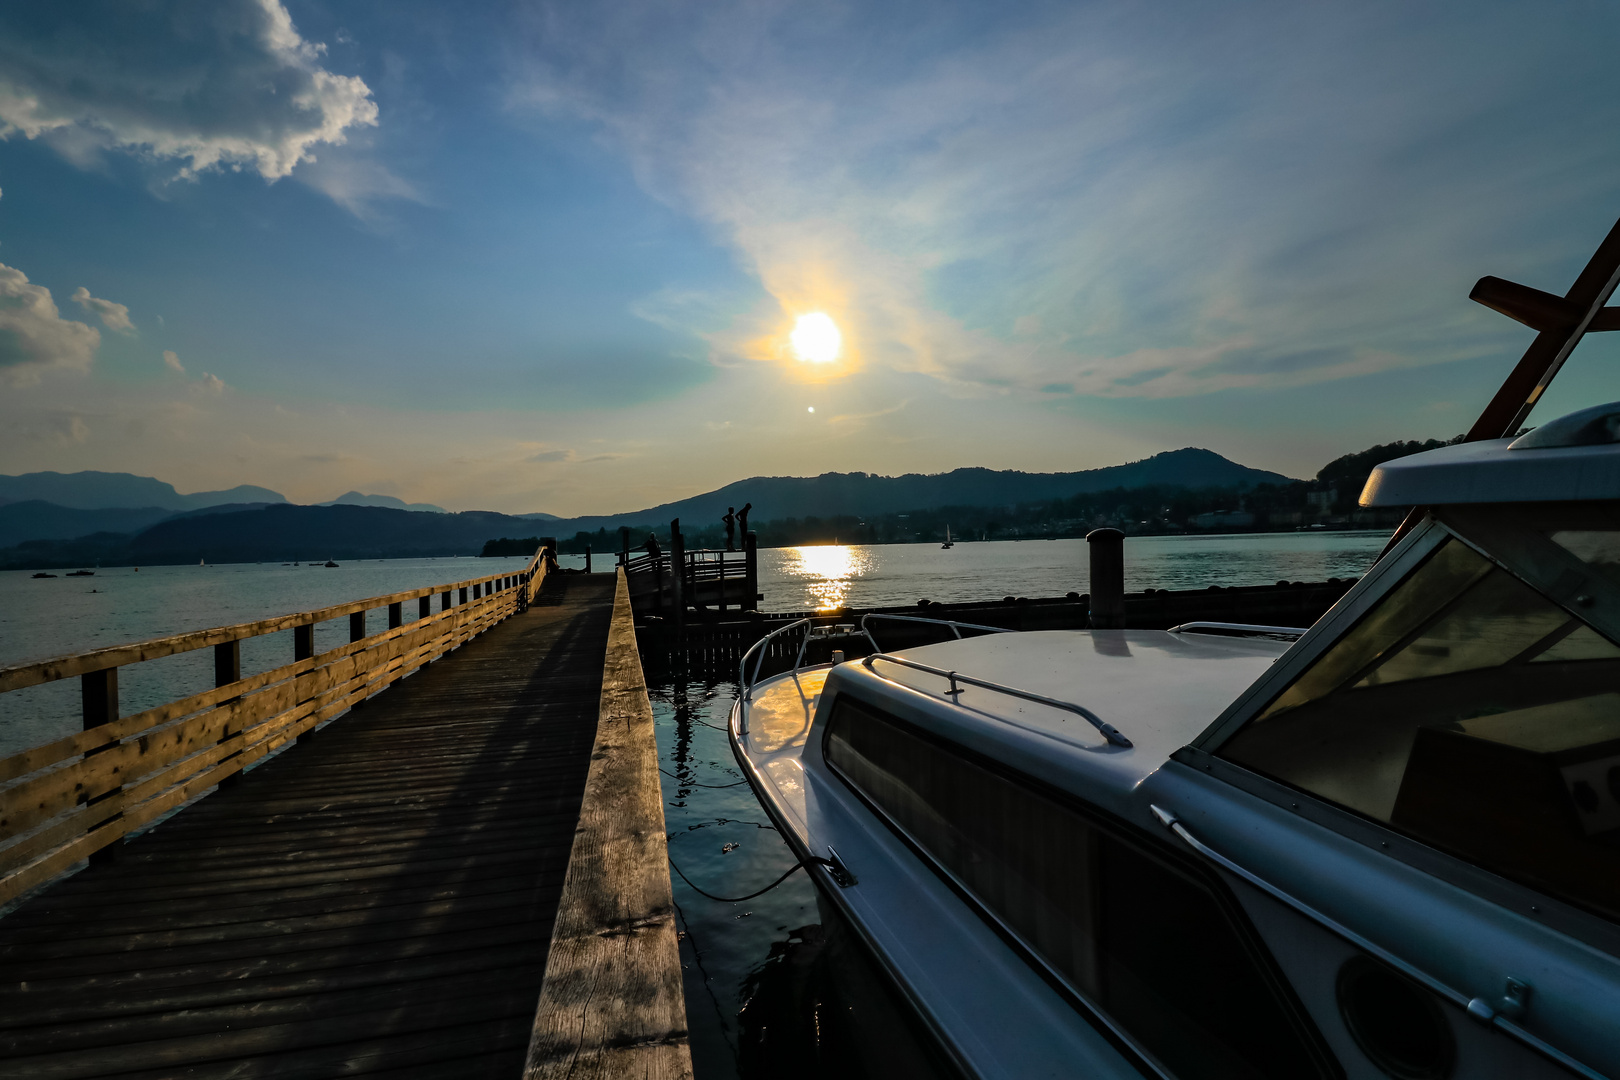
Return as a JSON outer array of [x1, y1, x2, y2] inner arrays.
[[790, 312, 841, 364]]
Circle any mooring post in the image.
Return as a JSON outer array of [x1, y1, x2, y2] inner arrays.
[[1086, 528, 1126, 630], [619, 526, 630, 567], [585, 545, 592, 574], [745, 531, 758, 610], [669, 520, 685, 640]]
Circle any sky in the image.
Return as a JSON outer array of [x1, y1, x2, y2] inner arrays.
[[3, 0, 1620, 516]]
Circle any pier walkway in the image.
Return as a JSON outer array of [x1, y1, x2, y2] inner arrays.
[[0, 570, 687, 1078]]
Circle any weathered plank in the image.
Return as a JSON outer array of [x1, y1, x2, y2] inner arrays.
[[523, 568, 692, 1080], [0, 571, 611, 1079]]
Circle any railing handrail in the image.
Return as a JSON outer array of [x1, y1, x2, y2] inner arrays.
[[857, 612, 1014, 651], [1166, 621, 1305, 640], [737, 617, 814, 701], [1, 549, 551, 694], [860, 652, 1133, 749]]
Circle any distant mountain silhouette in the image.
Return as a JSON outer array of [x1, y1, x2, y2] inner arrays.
[[0, 448, 1303, 567], [126, 504, 531, 563], [546, 449, 1297, 533], [0, 471, 286, 512], [0, 501, 176, 549], [321, 491, 448, 514]]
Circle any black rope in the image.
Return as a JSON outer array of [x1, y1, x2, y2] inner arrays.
[[667, 854, 830, 903], [660, 767, 748, 789]]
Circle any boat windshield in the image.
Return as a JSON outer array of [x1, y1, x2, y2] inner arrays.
[[1219, 528, 1620, 923]]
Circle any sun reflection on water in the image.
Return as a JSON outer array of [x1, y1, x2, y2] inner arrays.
[[779, 545, 872, 610]]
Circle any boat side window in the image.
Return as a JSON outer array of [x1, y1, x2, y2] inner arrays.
[[1218, 535, 1620, 923], [825, 698, 1333, 1080]]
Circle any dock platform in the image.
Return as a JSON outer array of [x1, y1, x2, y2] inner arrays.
[[0, 570, 688, 1079]]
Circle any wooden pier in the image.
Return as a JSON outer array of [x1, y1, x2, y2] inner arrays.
[[0, 553, 690, 1079]]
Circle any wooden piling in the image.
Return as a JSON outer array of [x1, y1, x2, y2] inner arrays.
[[523, 568, 691, 1079]]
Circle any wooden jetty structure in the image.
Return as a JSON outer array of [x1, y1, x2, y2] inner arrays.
[[619, 519, 759, 620], [0, 545, 692, 1079], [635, 523, 1359, 675]]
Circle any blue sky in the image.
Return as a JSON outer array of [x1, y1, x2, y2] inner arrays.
[[4, 0, 1620, 515]]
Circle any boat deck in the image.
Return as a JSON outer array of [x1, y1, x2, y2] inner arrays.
[[0, 573, 617, 1080]]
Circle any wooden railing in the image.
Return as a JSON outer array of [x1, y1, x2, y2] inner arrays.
[[0, 544, 556, 905]]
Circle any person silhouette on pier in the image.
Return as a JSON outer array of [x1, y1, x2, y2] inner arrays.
[[738, 502, 751, 538], [723, 507, 737, 551]]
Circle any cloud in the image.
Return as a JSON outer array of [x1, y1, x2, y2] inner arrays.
[[71, 287, 135, 333], [0, 0, 378, 183], [197, 372, 226, 395], [0, 263, 101, 384], [526, 448, 575, 463], [163, 349, 185, 373], [509, 0, 1620, 399]]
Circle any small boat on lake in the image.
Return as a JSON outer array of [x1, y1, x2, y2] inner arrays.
[[941, 524, 954, 549], [732, 401, 1620, 1079], [31, 573, 56, 579], [324, 560, 339, 568], [65, 570, 94, 577]]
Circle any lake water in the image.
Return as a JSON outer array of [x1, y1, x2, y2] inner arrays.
[[0, 532, 1389, 1077]]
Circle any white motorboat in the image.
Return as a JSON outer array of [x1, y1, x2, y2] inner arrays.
[[730, 401, 1620, 1080]]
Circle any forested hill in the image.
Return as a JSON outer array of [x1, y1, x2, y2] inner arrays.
[[551, 449, 1295, 534]]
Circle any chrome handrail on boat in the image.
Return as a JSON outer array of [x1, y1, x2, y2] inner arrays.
[[1167, 621, 1305, 640], [737, 617, 814, 703], [858, 611, 1014, 653], [861, 652, 1132, 749], [1150, 805, 1606, 1080]]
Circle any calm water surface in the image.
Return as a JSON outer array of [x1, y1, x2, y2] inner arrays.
[[1, 533, 1389, 1077]]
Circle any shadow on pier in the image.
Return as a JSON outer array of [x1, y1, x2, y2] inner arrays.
[[0, 574, 620, 1078]]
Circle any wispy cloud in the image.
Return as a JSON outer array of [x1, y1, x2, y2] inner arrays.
[[71, 287, 135, 334], [163, 350, 185, 374], [510, 0, 1620, 399]]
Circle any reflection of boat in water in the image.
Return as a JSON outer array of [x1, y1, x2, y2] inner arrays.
[[941, 525, 953, 549], [730, 217, 1620, 1080]]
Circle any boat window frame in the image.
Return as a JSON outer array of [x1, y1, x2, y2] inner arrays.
[[1189, 505, 1620, 954], [820, 692, 1343, 1080]]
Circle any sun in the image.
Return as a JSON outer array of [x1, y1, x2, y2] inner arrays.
[[789, 312, 842, 364]]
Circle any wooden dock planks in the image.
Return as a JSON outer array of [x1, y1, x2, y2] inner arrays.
[[0, 572, 618, 1080]]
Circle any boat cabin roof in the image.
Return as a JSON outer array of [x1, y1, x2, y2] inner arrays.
[[1362, 401, 1620, 506], [824, 629, 1287, 809]]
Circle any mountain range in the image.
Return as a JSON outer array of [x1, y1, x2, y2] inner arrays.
[[0, 449, 1300, 566]]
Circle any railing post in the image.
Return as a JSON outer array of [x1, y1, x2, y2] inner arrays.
[[420, 596, 431, 619], [1086, 528, 1126, 630], [294, 622, 317, 742], [745, 531, 758, 612], [294, 623, 315, 661], [81, 667, 122, 862], [388, 601, 403, 629], [213, 641, 241, 688], [717, 549, 726, 613], [669, 520, 685, 640], [442, 589, 452, 610], [460, 586, 468, 605], [350, 611, 366, 642], [215, 640, 244, 786]]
